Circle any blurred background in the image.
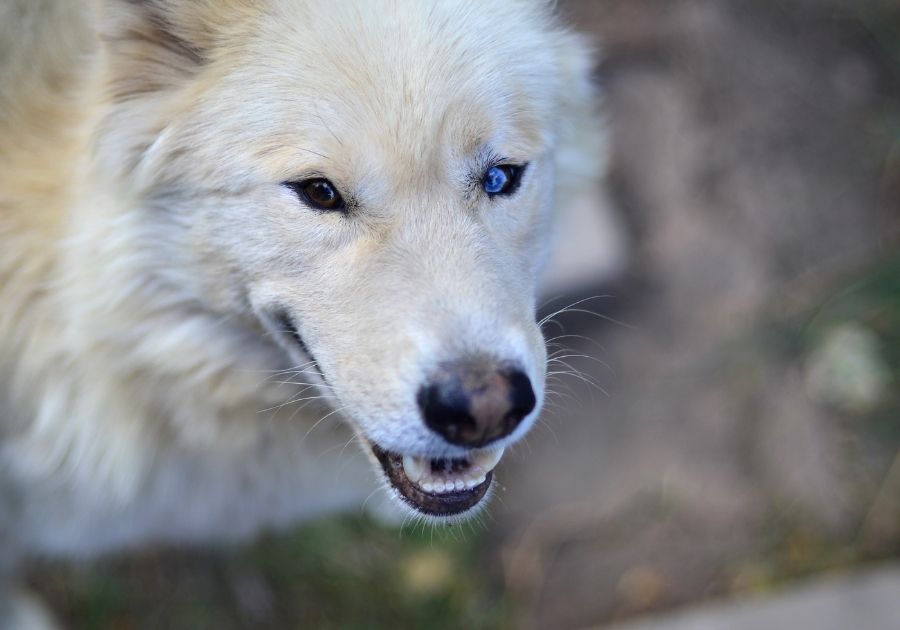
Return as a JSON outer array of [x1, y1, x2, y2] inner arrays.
[[26, 0, 900, 627]]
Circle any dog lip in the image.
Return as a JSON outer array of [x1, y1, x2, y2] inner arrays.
[[270, 309, 315, 361], [262, 308, 329, 381], [369, 443, 492, 516]]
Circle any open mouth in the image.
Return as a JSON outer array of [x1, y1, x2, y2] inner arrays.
[[370, 443, 503, 516], [260, 307, 510, 517]]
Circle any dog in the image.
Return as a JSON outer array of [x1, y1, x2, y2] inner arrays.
[[0, 0, 617, 625]]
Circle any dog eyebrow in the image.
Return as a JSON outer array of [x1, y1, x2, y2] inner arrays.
[[297, 146, 331, 161], [471, 147, 513, 178]]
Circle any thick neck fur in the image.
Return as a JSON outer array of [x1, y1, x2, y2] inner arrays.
[[0, 2, 303, 505]]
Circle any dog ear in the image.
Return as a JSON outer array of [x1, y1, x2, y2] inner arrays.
[[553, 31, 608, 184], [97, 0, 250, 99], [97, 0, 205, 100], [541, 31, 629, 292]]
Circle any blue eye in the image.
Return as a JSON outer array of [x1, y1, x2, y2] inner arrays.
[[481, 164, 525, 196]]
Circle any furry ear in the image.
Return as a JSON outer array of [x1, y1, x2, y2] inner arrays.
[[97, 0, 208, 100], [98, 0, 260, 100], [553, 31, 608, 187], [541, 31, 629, 292]]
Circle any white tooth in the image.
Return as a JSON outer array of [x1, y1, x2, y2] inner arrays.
[[435, 481, 447, 493], [472, 447, 505, 473], [422, 481, 434, 493], [402, 455, 425, 482], [454, 479, 465, 491]]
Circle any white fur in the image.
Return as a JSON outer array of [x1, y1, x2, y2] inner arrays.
[[0, 0, 609, 575]]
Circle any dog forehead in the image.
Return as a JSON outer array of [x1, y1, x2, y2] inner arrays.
[[162, 0, 567, 190], [237, 1, 561, 152]]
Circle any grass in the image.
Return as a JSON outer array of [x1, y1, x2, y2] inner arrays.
[[31, 516, 510, 630]]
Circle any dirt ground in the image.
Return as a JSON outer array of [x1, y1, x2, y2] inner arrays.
[[495, 0, 900, 627], [30, 1, 900, 628]]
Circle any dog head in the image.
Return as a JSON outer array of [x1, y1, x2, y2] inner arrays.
[[95, 0, 598, 519]]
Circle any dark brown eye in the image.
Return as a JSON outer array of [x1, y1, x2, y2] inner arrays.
[[283, 178, 345, 211]]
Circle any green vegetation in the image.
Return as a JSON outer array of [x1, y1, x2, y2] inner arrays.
[[31, 517, 509, 630]]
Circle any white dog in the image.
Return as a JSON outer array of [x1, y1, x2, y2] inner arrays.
[[0, 0, 618, 625]]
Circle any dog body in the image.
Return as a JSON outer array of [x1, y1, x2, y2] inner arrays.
[[0, 0, 610, 605]]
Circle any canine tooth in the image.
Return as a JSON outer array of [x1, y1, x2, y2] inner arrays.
[[472, 447, 505, 473], [402, 455, 426, 482]]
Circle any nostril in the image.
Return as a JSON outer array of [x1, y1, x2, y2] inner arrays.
[[418, 361, 537, 448], [506, 369, 537, 424], [417, 381, 476, 444]]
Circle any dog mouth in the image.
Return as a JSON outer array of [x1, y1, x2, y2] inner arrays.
[[268, 309, 319, 368], [259, 306, 506, 517], [369, 442, 503, 516]]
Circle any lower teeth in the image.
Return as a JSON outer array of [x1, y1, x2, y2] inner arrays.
[[401, 448, 504, 495]]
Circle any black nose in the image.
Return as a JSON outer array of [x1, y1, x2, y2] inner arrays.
[[417, 359, 536, 448]]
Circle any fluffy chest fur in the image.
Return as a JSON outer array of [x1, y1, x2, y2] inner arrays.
[[11, 418, 377, 556], [0, 0, 605, 558]]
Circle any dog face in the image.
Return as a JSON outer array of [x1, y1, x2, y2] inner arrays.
[[96, 0, 595, 519]]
